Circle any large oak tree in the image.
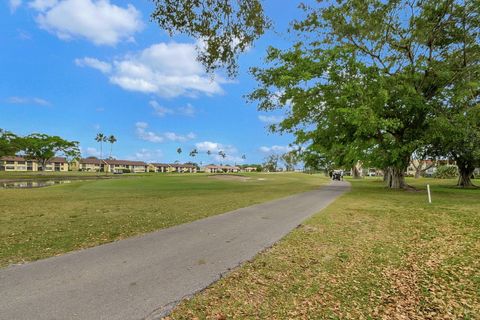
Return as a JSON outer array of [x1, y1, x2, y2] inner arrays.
[[151, 0, 480, 189]]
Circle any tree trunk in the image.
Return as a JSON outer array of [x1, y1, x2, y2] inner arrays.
[[457, 162, 475, 187], [385, 166, 406, 189], [352, 166, 361, 179], [40, 159, 47, 172], [414, 167, 421, 179], [383, 167, 390, 183]]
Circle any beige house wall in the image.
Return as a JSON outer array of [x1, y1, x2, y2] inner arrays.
[[0, 159, 68, 172], [0, 159, 38, 171], [79, 163, 103, 172]]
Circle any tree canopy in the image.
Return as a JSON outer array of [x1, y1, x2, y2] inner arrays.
[[150, 0, 480, 188], [22, 134, 80, 170], [151, 0, 270, 76], [0, 129, 23, 158], [248, 0, 480, 188]]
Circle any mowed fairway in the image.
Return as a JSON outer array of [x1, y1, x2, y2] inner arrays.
[[167, 178, 480, 319], [0, 173, 328, 268]]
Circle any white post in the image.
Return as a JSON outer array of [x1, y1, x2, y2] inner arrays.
[[427, 184, 432, 204]]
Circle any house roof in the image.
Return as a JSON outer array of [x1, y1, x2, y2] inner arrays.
[[1, 156, 27, 161], [47, 157, 67, 163], [105, 159, 147, 166], [1, 156, 67, 163], [79, 158, 106, 165], [150, 163, 196, 168], [203, 165, 240, 170], [150, 163, 171, 167], [170, 163, 196, 168]]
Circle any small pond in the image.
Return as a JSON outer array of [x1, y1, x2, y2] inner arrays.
[[0, 180, 72, 189]]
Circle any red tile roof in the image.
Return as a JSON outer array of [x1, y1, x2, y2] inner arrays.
[[79, 158, 106, 165], [105, 160, 147, 166]]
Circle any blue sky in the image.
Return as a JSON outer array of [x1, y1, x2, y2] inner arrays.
[[1, 0, 304, 166]]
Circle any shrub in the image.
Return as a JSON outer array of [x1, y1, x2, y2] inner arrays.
[[433, 165, 458, 179], [122, 168, 131, 173]]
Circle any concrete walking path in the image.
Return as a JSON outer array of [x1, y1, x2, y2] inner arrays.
[[0, 180, 350, 320]]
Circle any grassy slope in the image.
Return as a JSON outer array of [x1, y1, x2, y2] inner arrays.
[[167, 178, 480, 319], [0, 173, 328, 267]]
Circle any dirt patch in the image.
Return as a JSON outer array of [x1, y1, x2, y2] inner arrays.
[[208, 174, 250, 182]]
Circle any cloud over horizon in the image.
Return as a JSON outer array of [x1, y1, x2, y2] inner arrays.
[[75, 42, 225, 98], [135, 122, 196, 143], [6, 96, 51, 106], [259, 145, 294, 154], [258, 114, 284, 124], [30, 0, 143, 45]]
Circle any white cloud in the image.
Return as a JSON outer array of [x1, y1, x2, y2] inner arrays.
[[258, 114, 284, 124], [6, 96, 51, 106], [75, 57, 112, 73], [164, 132, 196, 142], [9, 0, 22, 13], [17, 29, 32, 40], [29, 0, 57, 11], [259, 145, 294, 154], [31, 0, 143, 46], [135, 122, 196, 143], [135, 122, 164, 143], [149, 100, 196, 117], [85, 147, 100, 157], [195, 141, 244, 164], [76, 42, 225, 98], [177, 103, 196, 117], [149, 100, 174, 117], [128, 148, 163, 162], [196, 141, 234, 154]]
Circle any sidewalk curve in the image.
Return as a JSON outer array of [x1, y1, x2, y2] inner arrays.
[[0, 180, 350, 320]]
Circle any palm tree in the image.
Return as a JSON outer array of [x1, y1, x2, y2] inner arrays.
[[176, 147, 182, 163], [95, 133, 107, 159], [108, 135, 117, 159], [95, 133, 107, 172], [189, 148, 198, 157]]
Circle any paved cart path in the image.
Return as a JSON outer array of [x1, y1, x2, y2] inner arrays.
[[0, 181, 350, 320]]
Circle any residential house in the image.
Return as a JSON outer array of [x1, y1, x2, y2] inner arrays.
[[243, 167, 257, 172], [0, 156, 37, 171], [169, 163, 197, 173], [77, 158, 107, 172], [149, 163, 171, 173], [203, 165, 241, 173], [0, 156, 68, 172], [407, 159, 456, 177], [43, 157, 69, 172], [149, 163, 197, 173], [105, 160, 148, 173]]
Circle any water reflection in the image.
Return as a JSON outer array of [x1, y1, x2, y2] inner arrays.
[[0, 180, 72, 189]]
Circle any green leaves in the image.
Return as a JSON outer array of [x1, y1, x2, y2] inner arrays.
[[151, 0, 270, 77], [248, 0, 480, 187], [0, 129, 23, 158], [22, 133, 80, 168]]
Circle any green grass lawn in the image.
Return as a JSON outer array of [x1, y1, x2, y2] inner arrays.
[[167, 178, 480, 319], [0, 172, 328, 267]]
